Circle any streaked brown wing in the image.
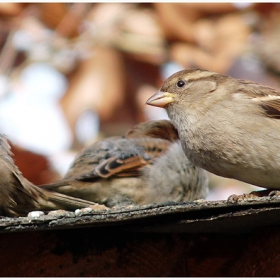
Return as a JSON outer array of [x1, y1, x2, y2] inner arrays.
[[260, 99, 280, 119], [76, 138, 172, 181]]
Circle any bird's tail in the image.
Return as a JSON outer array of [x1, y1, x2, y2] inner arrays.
[[6, 177, 99, 217], [36, 186, 99, 212], [0, 134, 99, 217], [38, 179, 70, 190]]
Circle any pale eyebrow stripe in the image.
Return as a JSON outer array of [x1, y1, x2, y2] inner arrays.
[[185, 71, 217, 80]]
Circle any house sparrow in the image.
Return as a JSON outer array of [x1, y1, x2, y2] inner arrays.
[[40, 120, 208, 207], [0, 134, 98, 217], [146, 68, 280, 190]]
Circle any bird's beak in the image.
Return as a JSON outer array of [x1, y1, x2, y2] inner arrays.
[[146, 91, 174, 108]]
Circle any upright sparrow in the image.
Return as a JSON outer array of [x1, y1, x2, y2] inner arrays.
[[0, 134, 98, 217], [40, 120, 208, 207], [146, 68, 280, 190]]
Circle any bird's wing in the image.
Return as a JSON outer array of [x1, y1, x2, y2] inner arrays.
[[238, 80, 280, 119], [76, 138, 171, 180], [40, 119, 177, 190]]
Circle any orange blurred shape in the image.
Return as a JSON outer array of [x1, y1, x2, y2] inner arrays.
[[10, 143, 61, 185]]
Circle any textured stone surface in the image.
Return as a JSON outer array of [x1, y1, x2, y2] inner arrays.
[[1, 196, 280, 233]]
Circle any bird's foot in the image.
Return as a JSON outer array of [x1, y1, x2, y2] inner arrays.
[[268, 190, 280, 198], [227, 189, 272, 203], [227, 193, 258, 203]]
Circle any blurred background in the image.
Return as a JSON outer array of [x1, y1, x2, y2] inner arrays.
[[0, 2, 279, 200]]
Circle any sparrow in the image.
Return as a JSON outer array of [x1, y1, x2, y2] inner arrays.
[[146, 68, 280, 190], [39, 120, 208, 207], [0, 134, 98, 217]]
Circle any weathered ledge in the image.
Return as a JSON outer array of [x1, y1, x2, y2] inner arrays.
[[2, 195, 280, 234]]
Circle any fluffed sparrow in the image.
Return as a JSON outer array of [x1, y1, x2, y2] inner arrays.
[[146, 68, 280, 190], [0, 134, 98, 217], [40, 120, 208, 207]]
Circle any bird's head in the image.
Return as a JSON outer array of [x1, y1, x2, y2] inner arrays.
[[146, 69, 221, 109]]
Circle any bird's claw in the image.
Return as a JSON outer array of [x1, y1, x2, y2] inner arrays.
[[269, 190, 280, 197], [227, 193, 260, 204]]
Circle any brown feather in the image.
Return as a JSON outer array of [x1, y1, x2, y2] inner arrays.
[[260, 102, 280, 119], [239, 80, 280, 97], [77, 154, 149, 180], [66, 137, 171, 181], [237, 80, 280, 119], [126, 119, 179, 142]]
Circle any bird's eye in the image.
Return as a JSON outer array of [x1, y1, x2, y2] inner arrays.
[[177, 80, 185, 88]]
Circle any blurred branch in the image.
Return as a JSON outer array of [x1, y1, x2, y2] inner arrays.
[[55, 3, 92, 38], [0, 30, 17, 75]]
